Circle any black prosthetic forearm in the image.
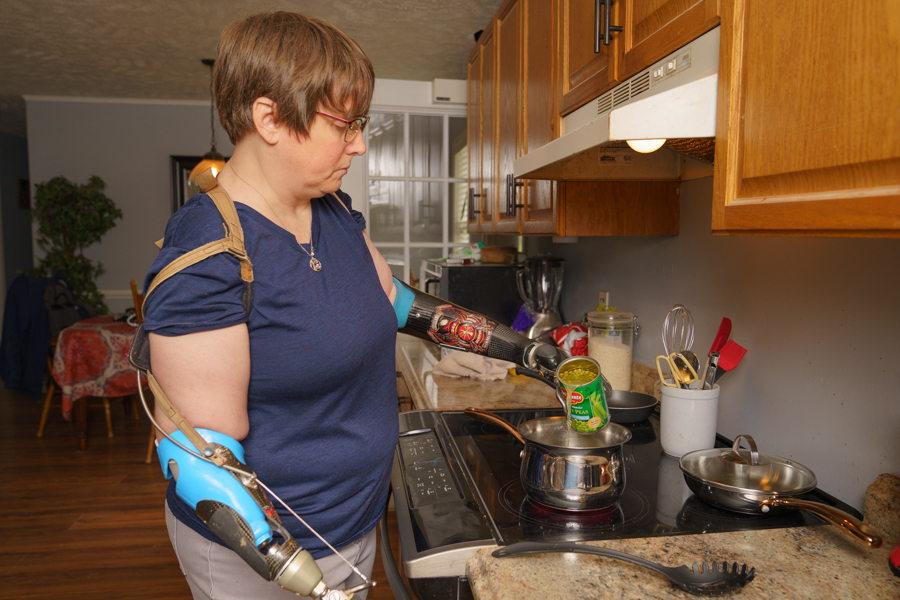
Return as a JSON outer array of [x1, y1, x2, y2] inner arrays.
[[395, 279, 566, 376]]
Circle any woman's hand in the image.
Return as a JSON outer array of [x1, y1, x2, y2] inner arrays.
[[148, 324, 251, 440]]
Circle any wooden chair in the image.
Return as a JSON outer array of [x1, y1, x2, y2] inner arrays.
[[38, 340, 114, 438], [132, 280, 158, 464]]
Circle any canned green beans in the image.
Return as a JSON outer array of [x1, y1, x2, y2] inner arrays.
[[557, 356, 609, 432]]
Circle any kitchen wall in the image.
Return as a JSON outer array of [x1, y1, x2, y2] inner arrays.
[[25, 79, 459, 312], [526, 177, 900, 512], [26, 97, 235, 312]]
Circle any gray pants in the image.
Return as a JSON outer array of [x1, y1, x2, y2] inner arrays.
[[165, 502, 376, 600]]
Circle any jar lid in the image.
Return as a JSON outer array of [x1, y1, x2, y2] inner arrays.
[[586, 311, 635, 326]]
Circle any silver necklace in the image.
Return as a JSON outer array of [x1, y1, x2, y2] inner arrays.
[[231, 168, 322, 272]]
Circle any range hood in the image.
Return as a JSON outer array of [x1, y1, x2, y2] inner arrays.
[[514, 27, 720, 181]]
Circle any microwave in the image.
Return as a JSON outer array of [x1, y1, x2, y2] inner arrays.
[[422, 260, 522, 327]]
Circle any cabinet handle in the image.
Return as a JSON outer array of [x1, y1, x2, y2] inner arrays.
[[595, 0, 623, 51], [505, 174, 525, 217], [468, 187, 481, 220]]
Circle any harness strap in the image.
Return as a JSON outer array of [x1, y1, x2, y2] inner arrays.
[[144, 169, 254, 310], [132, 170, 352, 455]]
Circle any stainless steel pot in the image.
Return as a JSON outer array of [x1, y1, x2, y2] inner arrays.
[[680, 434, 882, 547], [464, 408, 631, 511]]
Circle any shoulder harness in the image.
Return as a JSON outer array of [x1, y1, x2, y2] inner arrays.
[[129, 169, 349, 456]]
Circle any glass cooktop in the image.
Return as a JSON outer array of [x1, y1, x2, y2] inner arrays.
[[434, 408, 858, 546]]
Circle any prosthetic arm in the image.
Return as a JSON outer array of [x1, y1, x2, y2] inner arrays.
[[391, 277, 567, 378], [131, 327, 369, 599], [154, 427, 360, 600]]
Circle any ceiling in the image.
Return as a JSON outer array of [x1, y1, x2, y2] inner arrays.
[[0, 0, 502, 137]]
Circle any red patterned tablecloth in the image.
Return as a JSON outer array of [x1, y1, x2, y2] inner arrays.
[[51, 315, 145, 419]]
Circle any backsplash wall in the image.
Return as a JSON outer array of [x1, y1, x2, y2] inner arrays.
[[526, 177, 900, 512]]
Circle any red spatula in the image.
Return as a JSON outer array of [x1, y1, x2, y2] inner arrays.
[[709, 317, 732, 356], [713, 339, 746, 383]]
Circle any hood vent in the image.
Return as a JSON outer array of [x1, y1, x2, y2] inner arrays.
[[601, 71, 652, 114], [514, 27, 720, 181]]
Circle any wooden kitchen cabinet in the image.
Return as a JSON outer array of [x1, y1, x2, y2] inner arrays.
[[494, 0, 522, 233], [559, 0, 719, 116], [519, 0, 560, 235], [466, 44, 485, 232], [469, 0, 560, 235], [713, 0, 900, 236], [557, 181, 680, 236], [468, 0, 684, 238]]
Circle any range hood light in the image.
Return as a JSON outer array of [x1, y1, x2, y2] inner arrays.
[[626, 139, 666, 153]]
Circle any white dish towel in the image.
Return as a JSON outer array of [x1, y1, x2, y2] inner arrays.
[[432, 351, 514, 381]]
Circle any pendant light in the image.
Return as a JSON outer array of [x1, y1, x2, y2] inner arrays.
[[187, 58, 226, 195]]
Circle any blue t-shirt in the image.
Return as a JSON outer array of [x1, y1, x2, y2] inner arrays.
[[142, 189, 399, 558]]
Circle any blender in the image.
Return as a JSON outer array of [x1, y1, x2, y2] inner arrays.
[[516, 257, 565, 339]]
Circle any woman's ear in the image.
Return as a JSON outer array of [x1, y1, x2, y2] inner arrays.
[[251, 97, 281, 145]]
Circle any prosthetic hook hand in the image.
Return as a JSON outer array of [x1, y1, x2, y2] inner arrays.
[[156, 429, 365, 600], [391, 277, 567, 379]]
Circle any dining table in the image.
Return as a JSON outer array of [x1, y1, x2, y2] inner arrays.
[[51, 314, 145, 449]]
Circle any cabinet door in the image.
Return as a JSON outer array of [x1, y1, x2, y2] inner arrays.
[[494, 1, 522, 233], [480, 29, 497, 231], [520, 0, 559, 234], [713, 0, 900, 236], [618, 0, 719, 83], [560, 0, 619, 116], [467, 47, 484, 233]]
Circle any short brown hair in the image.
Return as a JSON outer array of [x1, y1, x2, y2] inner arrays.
[[213, 12, 375, 144]]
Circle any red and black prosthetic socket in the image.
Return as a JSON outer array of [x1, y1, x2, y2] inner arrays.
[[397, 281, 565, 375]]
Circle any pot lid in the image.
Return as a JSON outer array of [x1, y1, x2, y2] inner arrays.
[[585, 311, 635, 325], [679, 434, 817, 494]]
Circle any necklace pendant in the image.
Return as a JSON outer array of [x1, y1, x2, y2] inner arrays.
[[309, 256, 322, 272]]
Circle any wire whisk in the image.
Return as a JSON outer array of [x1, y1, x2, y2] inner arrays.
[[663, 304, 694, 356]]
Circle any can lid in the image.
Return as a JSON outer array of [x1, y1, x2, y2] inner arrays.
[[586, 310, 635, 326]]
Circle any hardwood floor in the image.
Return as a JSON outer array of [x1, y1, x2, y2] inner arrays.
[[0, 386, 403, 600]]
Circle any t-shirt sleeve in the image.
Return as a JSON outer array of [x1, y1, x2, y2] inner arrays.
[[333, 189, 366, 231], [141, 196, 248, 336]]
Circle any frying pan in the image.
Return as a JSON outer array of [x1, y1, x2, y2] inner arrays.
[[679, 435, 881, 547], [606, 390, 657, 424]]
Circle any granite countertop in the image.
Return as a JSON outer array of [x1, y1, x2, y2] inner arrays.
[[394, 334, 561, 411], [467, 527, 899, 599]]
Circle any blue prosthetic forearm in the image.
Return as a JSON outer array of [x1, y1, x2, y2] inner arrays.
[[157, 429, 272, 546], [392, 277, 415, 328]]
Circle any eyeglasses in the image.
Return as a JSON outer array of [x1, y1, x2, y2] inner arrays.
[[316, 111, 370, 143]]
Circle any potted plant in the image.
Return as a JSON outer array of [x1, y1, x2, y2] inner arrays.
[[29, 175, 123, 315]]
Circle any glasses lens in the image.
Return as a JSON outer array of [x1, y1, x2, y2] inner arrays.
[[344, 117, 369, 142]]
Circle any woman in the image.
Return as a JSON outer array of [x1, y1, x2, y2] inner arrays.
[[142, 12, 394, 599]]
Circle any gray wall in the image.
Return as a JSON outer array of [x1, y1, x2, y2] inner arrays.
[[527, 177, 900, 511], [0, 131, 33, 293], [26, 98, 235, 313]]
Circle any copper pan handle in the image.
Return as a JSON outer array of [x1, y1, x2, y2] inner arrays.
[[760, 497, 882, 547], [463, 408, 526, 445]]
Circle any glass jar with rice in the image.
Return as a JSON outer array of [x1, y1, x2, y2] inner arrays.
[[584, 311, 640, 391]]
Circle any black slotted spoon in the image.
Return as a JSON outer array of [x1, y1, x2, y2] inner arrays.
[[492, 541, 756, 596]]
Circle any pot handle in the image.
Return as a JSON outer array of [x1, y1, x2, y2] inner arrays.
[[761, 498, 882, 548], [463, 408, 526, 445]]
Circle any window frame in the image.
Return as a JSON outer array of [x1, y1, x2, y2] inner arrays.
[[364, 106, 468, 287]]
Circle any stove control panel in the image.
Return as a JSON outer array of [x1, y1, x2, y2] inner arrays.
[[399, 432, 461, 508]]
